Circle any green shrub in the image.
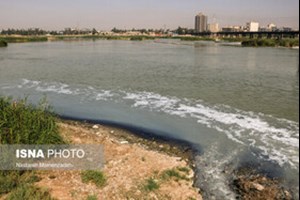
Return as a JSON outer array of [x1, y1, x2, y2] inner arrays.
[[86, 194, 98, 200], [278, 38, 299, 47], [0, 40, 8, 47], [143, 177, 159, 191], [130, 36, 144, 41], [0, 171, 41, 195], [161, 168, 189, 181], [161, 169, 181, 180], [0, 97, 64, 197], [242, 40, 258, 47], [6, 184, 55, 200], [81, 170, 106, 188], [0, 97, 65, 144], [177, 166, 190, 173]]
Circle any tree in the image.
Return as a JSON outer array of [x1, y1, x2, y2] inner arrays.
[[92, 28, 97, 35]]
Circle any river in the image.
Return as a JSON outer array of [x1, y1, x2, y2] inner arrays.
[[0, 39, 299, 199]]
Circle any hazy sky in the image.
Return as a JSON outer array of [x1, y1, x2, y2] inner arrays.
[[0, 0, 299, 30]]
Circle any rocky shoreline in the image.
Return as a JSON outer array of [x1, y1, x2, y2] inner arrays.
[[231, 167, 293, 200]]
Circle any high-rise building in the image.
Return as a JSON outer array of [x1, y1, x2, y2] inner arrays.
[[195, 13, 208, 33]]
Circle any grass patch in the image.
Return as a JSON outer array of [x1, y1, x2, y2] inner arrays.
[[6, 184, 55, 200], [143, 177, 160, 192], [177, 166, 190, 173], [81, 170, 106, 188], [161, 168, 189, 181], [161, 169, 181, 179], [0, 97, 65, 144], [0, 96, 65, 196], [86, 194, 98, 200]]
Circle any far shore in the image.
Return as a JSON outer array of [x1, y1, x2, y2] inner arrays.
[[0, 34, 299, 47]]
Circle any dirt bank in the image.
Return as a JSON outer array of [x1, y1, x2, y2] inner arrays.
[[35, 120, 202, 200]]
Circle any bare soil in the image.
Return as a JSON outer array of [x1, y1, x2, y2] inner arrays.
[[35, 120, 202, 200]]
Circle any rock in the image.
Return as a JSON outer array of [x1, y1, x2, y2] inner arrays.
[[159, 145, 164, 148], [135, 190, 141, 195], [110, 130, 114, 134], [92, 125, 99, 129], [120, 141, 129, 144], [251, 182, 265, 191], [284, 190, 291, 198]]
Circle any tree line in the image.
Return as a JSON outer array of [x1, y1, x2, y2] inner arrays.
[[1, 27, 196, 36]]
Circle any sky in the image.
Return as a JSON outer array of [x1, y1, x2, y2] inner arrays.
[[0, 0, 299, 30]]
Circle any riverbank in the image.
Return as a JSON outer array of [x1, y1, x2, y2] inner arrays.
[[55, 120, 294, 200], [0, 34, 298, 47], [0, 97, 201, 199], [29, 120, 202, 200]]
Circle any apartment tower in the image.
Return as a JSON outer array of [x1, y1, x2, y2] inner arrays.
[[195, 13, 208, 33]]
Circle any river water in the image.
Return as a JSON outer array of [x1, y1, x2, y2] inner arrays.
[[0, 40, 299, 199]]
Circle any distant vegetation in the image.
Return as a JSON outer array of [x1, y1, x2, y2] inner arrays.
[[0, 31, 298, 47], [0, 36, 47, 43], [241, 38, 299, 47], [0, 40, 7, 47], [174, 36, 214, 41]]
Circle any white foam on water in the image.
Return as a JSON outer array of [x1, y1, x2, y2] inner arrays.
[[195, 143, 240, 200], [122, 91, 299, 169], [2, 79, 299, 169]]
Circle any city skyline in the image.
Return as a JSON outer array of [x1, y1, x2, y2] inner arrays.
[[0, 0, 299, 30]]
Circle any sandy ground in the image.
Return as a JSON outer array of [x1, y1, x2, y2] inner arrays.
[[34, 121, 202, 200]]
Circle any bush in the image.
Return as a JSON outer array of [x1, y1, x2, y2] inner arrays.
[[130, 36, 144, 41], [0, 97, 65, 144], [161, 168, 189, 181], [278, 38, 299, 47], [0, 40, 8, 47], [0, 171, 41, 195], [86, 195, 98, 200], [81, 170, 106, 188], [143, 178, 159, 191], [0, 97, 64, 197], [6, 184, 55, 200]]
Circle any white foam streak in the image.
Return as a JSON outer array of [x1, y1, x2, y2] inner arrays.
[[2, 79, 299, 169], [122, 90, 299, 168]]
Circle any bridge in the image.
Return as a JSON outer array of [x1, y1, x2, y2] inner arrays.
[[193, 31, 299, 39]]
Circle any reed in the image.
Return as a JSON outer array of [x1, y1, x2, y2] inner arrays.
[[0, 97, 65, 145]]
